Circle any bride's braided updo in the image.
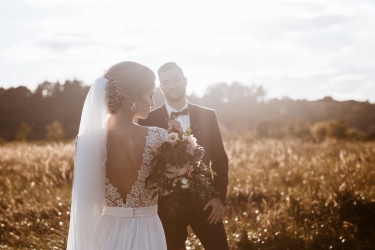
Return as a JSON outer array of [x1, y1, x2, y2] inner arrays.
[[104, 61, 155, 114]]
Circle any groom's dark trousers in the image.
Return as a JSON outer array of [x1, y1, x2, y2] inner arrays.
[[138, 102, 229, 250]]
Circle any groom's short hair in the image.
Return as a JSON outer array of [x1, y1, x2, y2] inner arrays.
[[158, 62, 184, 80]]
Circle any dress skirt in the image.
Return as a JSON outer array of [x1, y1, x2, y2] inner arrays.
[[99, 205, 167, 250]]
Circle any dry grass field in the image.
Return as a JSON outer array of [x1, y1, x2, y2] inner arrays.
[[1, 139, 375, 249]]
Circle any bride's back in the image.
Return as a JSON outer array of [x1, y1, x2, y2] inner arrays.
[[106, 123, 149, 202], [67, 61, 168, 250], [100, 61, 159, 208]]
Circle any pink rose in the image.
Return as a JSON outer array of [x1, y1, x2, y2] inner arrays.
[[186, 135, 198, 154]]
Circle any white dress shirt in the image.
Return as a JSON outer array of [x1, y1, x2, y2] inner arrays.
[[165, 101, 191, 132]]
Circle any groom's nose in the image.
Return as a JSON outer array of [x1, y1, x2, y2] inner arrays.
[[169, 81, 182, 90]]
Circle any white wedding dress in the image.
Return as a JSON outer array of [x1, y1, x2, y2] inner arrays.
[[99, 127, 168, 250], [67, 77, 168, 250]]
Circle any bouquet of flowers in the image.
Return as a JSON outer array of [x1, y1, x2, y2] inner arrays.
[[145, 128, 219, 219]]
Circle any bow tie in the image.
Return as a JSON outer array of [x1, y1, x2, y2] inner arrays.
[[170, 108, 189, 118]]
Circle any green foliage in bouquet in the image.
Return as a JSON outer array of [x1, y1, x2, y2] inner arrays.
[[145, 128, 219, 219]]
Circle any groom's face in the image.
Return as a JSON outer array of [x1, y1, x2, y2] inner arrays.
[[159, 67, 187, 102]]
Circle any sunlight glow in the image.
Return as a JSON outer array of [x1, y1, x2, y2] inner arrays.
[[1, 0, 375, 102]]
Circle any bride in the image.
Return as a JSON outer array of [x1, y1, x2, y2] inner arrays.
[[67, 61, 180, 249]]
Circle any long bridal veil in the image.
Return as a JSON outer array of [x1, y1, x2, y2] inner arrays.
[[67, 77, 109, 250]]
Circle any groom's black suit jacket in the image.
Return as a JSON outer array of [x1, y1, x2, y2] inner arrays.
[[138, 102, 228, 203]]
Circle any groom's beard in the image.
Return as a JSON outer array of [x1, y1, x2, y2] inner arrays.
[[165, 89, 186, 102]]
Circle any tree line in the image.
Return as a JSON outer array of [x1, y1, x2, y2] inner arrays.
[[1, 80, 375, 142]]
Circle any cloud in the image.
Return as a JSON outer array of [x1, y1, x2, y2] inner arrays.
[[1, 0, 375, 103], [35, 40, 73, 51], [34, 38, 135, 52], [24, 0, 113, 7], [226, 14, 355, 43], [276, 2, 327, 12]]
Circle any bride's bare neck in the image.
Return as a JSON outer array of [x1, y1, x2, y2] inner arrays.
[[108, 111, 137, 130]]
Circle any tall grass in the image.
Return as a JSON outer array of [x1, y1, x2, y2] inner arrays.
[[0, 139, 374, 249], [0, 142, 73, 249], [223, 139, 375, 250]]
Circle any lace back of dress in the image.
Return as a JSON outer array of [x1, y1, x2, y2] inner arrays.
[[104, 127, 167, 208]]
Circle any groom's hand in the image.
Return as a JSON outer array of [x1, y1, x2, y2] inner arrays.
[[204, 198, 224, 224], [167, 120, 184, 135]]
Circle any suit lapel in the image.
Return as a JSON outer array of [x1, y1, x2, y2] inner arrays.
[[188, 102, 196, 130], [160, 103, 169, 119], [187, 102, 208, 164], [157, 103, 169, 129], [188, 102, 201, 137]]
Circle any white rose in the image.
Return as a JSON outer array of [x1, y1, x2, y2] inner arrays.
[[181, 178, 189, 189], [166, 132, 180, 144]]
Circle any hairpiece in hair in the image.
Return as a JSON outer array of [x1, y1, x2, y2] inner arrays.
[[104, 70, 123, 105]]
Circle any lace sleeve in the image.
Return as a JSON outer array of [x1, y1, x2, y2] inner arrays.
[[157, 128, 168, 144]]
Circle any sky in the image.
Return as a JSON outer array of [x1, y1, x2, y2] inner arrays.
[[1, 0, 375, 102]]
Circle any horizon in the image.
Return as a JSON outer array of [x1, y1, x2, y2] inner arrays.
[[1, 0, 375, 102], [3, 79, 374, 104]]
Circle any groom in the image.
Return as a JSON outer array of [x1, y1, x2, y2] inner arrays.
[[138, 62, 229, 250]]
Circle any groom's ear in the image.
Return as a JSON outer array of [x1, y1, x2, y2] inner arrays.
[[184, 76, 187, 86]]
